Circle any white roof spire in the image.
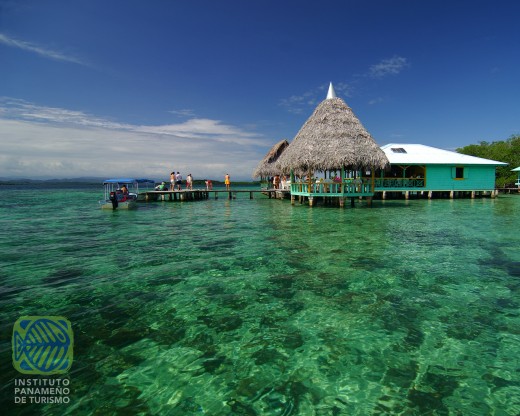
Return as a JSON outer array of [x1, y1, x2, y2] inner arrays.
[[326, 82, 337, 99]]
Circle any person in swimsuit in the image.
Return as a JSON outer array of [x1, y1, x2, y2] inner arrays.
[[175, 172, 182, 190], [224, 174, 230, 190], [273, 175, 280, 189]]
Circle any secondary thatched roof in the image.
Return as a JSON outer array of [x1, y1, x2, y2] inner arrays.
[[252, 139, 289, 178], [276, 95, 389, 173]]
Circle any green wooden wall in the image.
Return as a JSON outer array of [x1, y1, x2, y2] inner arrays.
[[425, 165, 497, 190], [374, 164, 498, 191]]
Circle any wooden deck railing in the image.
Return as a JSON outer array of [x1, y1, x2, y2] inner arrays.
[[290, 179, 372, 195], [374, 178, 425, 188]]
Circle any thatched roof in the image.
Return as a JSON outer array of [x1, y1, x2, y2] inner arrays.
[[276, 94, 389, 173], [252, 139, 289, 178]]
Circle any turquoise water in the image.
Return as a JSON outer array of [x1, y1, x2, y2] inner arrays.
[[1, 184, 519, 415]]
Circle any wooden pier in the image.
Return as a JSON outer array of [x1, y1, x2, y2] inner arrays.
[[496, 187, 520, 194], [142, 189, 290, 202], [141, 186, 514, 207]]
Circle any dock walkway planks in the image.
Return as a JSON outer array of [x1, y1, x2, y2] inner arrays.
[[142, 189, 289, 202]]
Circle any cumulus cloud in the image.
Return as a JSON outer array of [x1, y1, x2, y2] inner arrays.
[[0, 98, 268, 180], [369, 56, 409, 78], [0, 33, 86, 65]]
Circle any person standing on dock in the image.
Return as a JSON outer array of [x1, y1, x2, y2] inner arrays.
[[186, 173, 193, 190], [273, 175, 280, 189], [175, 172, 182, 190], [224, 173, 231, 190], [170, 172, 175, 191]]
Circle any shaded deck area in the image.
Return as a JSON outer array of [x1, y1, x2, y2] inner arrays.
[[288, 176, 501, 205], [289, 180, 375, 207]]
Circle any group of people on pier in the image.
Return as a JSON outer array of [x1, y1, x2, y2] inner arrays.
[[166, 171, 231, 191], [269, 175, 288, 190], [169, 172, 194, 190]]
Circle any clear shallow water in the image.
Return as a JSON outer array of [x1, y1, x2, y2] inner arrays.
[[1, 184, 519, 415]]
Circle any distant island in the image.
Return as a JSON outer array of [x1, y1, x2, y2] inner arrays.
[[0, 177, 260, 187]]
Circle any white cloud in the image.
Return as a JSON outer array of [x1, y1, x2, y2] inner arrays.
[[137, 119, 264, 145], [279, 94, 307, 114], [333, 82, 352, 98], [278, 61, 408, 114], [0, 99, 268, 180], [369, 56, 409, 78], [368, 97, 384, 105], [0, 33, 86, 65], [168, 109, 196, 117], [279, 82, 353, 114]]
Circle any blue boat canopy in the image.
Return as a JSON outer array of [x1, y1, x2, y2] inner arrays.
[[103, 178, 155, 185]]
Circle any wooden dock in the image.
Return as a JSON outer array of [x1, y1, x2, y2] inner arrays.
[[141, 186, 515, 206], [496, 187, 520, 194], [142, 189, 290, 202]]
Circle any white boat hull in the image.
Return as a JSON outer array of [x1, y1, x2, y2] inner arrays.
[[100, 178, 154, 210]]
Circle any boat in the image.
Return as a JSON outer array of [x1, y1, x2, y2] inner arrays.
[[99, 178, 155, 210]]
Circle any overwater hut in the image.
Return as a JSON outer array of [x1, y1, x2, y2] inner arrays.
[[252, 139, 289, 188], [377, 144, 508, 199], [276, 83, 389, 206], [512, 167, 520, 189]]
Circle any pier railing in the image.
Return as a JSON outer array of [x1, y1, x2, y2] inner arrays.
[[374, 178, 425, 189], [290, 179, 373, 195]]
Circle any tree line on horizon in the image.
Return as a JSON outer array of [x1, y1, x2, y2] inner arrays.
[[457, 134, 520, 187]]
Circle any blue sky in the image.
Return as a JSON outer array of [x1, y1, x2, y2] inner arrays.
[[1, 0, 519, 180]]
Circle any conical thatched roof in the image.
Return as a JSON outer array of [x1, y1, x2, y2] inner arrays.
[[276, 92, 389, 173], [252, 139, 289, 178]]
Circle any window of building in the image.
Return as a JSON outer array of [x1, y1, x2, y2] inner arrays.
[[391, 148, 407, 153], [455, 167, 464, 179]]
